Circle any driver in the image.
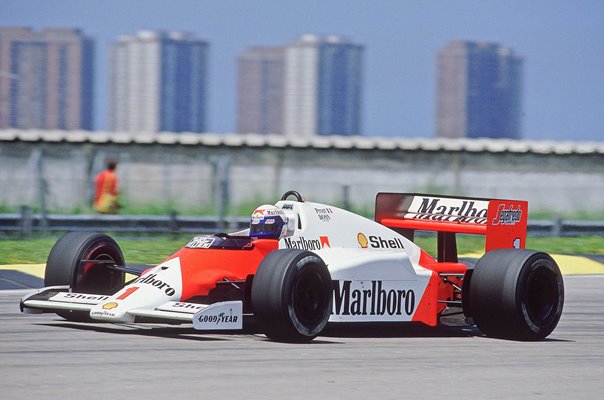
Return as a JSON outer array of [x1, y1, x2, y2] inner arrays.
[[249, 205, 289, 239]]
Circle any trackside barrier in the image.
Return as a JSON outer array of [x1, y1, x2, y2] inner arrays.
[[0, 212, 601, 237], [0, 212, 249, 237]]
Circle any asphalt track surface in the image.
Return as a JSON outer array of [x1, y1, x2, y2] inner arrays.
[[1, 275, 603, 400]]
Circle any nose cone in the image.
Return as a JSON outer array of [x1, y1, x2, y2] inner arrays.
[[89, 257, 183, 322]]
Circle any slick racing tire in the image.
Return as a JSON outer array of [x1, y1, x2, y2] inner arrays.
[[468, 249, 564, 341], [251, 249, 332, 343], [45, 232, 125, 321]]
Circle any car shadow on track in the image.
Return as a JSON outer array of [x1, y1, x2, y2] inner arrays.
[[36, 318, 570, 343], [37, 321, 236, 342], [321, 324, 572, 342], [323, 322, 480, 339], [36, 318, 482, 342]]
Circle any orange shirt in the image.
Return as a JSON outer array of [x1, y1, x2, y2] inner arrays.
[[94, 169, 118, 206]]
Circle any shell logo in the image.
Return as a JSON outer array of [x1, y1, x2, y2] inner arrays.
[[102, 302, 118, 310], [357, 233, 368, 248]]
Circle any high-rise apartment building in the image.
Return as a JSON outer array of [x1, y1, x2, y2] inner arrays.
[[108, 30, 208, 134], [236, 34, 363, 137], [436, 41, 523, 139], [237, 47, 284, 135], [0, 27, 94, 130], [284, 34, 363, 137]]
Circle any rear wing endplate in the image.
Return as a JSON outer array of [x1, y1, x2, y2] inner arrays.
[[375, 193, 528, 259]]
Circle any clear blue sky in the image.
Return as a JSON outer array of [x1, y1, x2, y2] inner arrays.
[[2, 0, 603, 141]]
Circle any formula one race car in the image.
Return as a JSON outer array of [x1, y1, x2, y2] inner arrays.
[[20, 191, 565, 342]]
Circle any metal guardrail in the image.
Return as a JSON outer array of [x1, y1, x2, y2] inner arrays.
[[526, 220, 604, 236], [0, 211, 602, 237], [0, 212, 249, 237]]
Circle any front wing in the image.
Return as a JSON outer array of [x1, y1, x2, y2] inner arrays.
[[20, 286, 243, 330]]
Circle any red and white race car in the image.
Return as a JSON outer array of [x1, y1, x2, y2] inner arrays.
[[21, 191, 564, 342]]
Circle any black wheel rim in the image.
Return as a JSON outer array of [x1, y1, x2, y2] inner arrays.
[[524, 263, 559, 325], [292, 268, 328, 327], [76, 242, 122, 294]]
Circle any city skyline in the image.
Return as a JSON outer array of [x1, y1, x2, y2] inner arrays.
[[0, 28, 519, 139], [1, 0, 603, 141]]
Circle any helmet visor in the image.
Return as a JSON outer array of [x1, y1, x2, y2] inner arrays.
[[250, 217, 283, 239]]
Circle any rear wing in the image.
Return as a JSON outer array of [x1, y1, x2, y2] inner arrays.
[[375, 193, 528, 261]]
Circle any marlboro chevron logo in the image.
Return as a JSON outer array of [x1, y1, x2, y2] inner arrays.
[[284, 236, 331, 251]]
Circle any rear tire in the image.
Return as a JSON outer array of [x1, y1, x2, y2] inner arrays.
[[45, 232, 125, 321], [251, 249, 332, 342], [468, 249, 564, 340]]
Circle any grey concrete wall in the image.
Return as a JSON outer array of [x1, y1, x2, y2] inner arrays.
[[1, 130, 603, 217]]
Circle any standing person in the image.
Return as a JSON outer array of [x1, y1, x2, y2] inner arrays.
[[93, 159, 120, 213]]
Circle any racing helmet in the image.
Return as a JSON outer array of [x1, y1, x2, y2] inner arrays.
[[250, 205, 289, 239]]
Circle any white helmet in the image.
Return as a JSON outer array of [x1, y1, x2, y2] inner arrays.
[[250, 205, 289, 239]]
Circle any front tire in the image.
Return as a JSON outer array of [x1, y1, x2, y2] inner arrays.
[[468, 249, 564, 340], [251, 249, 332, 342], [45, 232, 125, 321]]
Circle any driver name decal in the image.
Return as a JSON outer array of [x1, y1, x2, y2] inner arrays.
[[314, 207, 333, 222]]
